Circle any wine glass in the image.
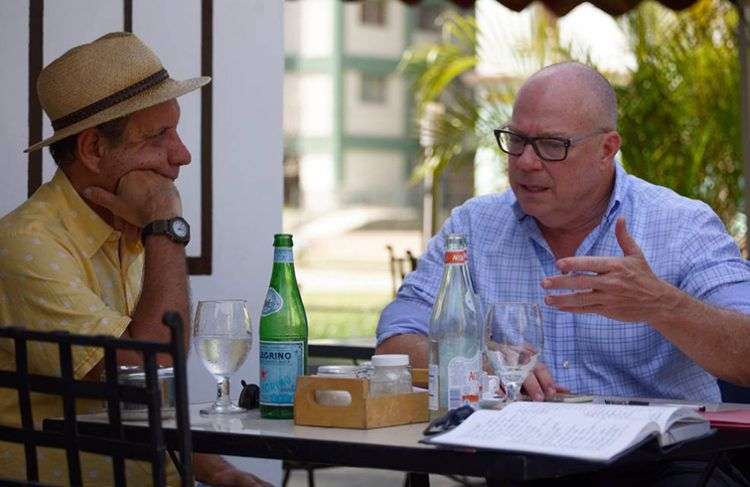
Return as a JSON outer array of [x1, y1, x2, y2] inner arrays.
[[483, 302, 544, 402], [194, 300, 253, 415]]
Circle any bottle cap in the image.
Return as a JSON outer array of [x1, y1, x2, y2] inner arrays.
[[316, 365, 359, 377], [371, 354, 409, 367]]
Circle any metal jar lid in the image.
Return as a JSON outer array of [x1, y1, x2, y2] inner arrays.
[[316, 365, 359, 377], [117, 365, 174, 384]]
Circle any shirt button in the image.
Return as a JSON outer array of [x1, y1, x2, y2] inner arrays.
[[562, 360, 570, 369]]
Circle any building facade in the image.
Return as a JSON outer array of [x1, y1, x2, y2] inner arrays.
[[284, 0, 448, 213]]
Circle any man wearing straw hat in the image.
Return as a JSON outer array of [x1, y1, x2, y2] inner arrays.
[[0, 32, 271, 486]]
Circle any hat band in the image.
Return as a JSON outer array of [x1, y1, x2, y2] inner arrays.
[[51, 68, 170, 131]]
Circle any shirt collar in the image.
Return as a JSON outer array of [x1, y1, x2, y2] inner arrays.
[[510, 160, 629, 223], [51, 170, 116, 258], [603, 160, 628, 222]]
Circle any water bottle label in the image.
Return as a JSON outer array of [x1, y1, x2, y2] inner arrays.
[[274, 248, 293, 263], [428, 364, 439, 411], [444, 250, 467, 264], [447, 352, 481, 409], [259, 341, 305, 406], [261, 287, 284, 317]]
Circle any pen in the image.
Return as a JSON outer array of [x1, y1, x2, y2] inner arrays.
[[604, 399, 649, 406], [660, 403, 707, 412], [603, 399, 706, 411]]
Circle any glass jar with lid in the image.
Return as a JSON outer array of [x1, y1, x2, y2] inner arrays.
[[314, 365, 359, 406], [369, 354, 412, 397]]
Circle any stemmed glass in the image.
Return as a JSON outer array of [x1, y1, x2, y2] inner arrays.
[[194, 300, 253, 415], [483, 303, 544, 402]]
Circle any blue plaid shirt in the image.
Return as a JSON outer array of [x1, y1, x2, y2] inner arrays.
[[377, 162, 750, 402]]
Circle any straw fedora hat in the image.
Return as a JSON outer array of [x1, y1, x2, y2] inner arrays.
[[25, 31, 210, 153]]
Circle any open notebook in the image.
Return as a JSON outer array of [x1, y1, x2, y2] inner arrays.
[[423, 401, 711, 463]]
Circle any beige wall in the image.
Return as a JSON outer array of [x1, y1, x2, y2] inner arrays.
[[300, 152, 338, 211], [344, 1, 407, 58], [299, 74, 335, 137], [286, 0, 334, 58], [284, 74, 302, 135], [343, 150, 407, 204], [344, 70, 406, 137]]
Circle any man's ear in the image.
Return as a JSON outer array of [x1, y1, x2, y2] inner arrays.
[[600, 131, 621, 162], [75, 128, 104, 174]]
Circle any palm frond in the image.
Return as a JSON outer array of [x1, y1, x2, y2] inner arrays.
[[616, 0, 742, 230]]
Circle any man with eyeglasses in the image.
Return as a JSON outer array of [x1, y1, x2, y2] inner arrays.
[[378, 62, 750, 484], [378, 61, 750, 404]]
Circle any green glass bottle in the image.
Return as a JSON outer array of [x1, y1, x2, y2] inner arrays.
[[259, 234, 308, 419]]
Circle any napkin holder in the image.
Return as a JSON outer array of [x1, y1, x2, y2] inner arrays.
[[294, 375, 428, 429]]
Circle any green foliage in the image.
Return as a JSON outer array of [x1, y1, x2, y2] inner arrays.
[[304, 292, 389, 339], [400, 11, 514, 186], [399, 11, 478, 114], [400, 8, 573, 190], [615, 0, 742, 231], [401, 0, 744, 237], [399, 11, 481, 183]]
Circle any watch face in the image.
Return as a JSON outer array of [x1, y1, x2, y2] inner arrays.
[[171, 219, 189, 238]]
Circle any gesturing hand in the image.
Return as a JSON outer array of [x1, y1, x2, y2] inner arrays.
[[83, 170, 182, 228], [541, 218, 676, 323]]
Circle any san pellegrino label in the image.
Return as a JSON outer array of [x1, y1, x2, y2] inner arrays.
[[274, 247, 293, 263], [261, 288, 284, 317], [259, 340, 305, 406]]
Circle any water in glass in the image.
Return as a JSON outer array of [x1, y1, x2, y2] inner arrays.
[[194, 300, 252, 415], [196, 336, 252, 378]]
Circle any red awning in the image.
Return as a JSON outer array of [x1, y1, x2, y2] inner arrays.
[[392, 0, 703, 17]]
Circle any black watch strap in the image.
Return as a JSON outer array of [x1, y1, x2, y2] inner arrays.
[[141, 217, 190, 246]]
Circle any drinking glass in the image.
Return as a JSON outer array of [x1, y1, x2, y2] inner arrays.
[[194, 300, 253, 415], [483, 303, 544, 402]]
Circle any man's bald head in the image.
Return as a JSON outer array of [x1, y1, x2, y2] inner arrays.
[[506, 62, 622, 232], [516, 62, 618, 131]]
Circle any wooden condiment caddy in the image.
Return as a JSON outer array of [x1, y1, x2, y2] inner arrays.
[[411, 367, 428, 388], [293, 372, 428, 429]]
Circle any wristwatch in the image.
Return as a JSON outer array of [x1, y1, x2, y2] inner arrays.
[[141, 217, 190, 246]]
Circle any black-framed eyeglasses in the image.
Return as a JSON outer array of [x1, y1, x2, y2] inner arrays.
[[493, 128, 609, 162], [423, 405, 475, 436]]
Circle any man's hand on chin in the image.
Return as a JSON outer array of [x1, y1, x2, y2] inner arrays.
[[83, 170, 182, 228], [194, 453, 273, 487]]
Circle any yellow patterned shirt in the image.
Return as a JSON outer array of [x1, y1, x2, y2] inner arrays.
[[0, 170, 176, 485]]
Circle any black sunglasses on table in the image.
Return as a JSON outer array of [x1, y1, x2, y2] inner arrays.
[[423, 405, 476, 436]]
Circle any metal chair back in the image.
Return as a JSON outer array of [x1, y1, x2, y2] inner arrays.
[[386, 245, 418, 297], [0, 312, 193, 487]]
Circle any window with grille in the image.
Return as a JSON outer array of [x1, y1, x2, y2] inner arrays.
[[283, 152, 300, 207], [417, 4, 442, 32], [361, 73, 387, 104], [361, 0, 386, 26]]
